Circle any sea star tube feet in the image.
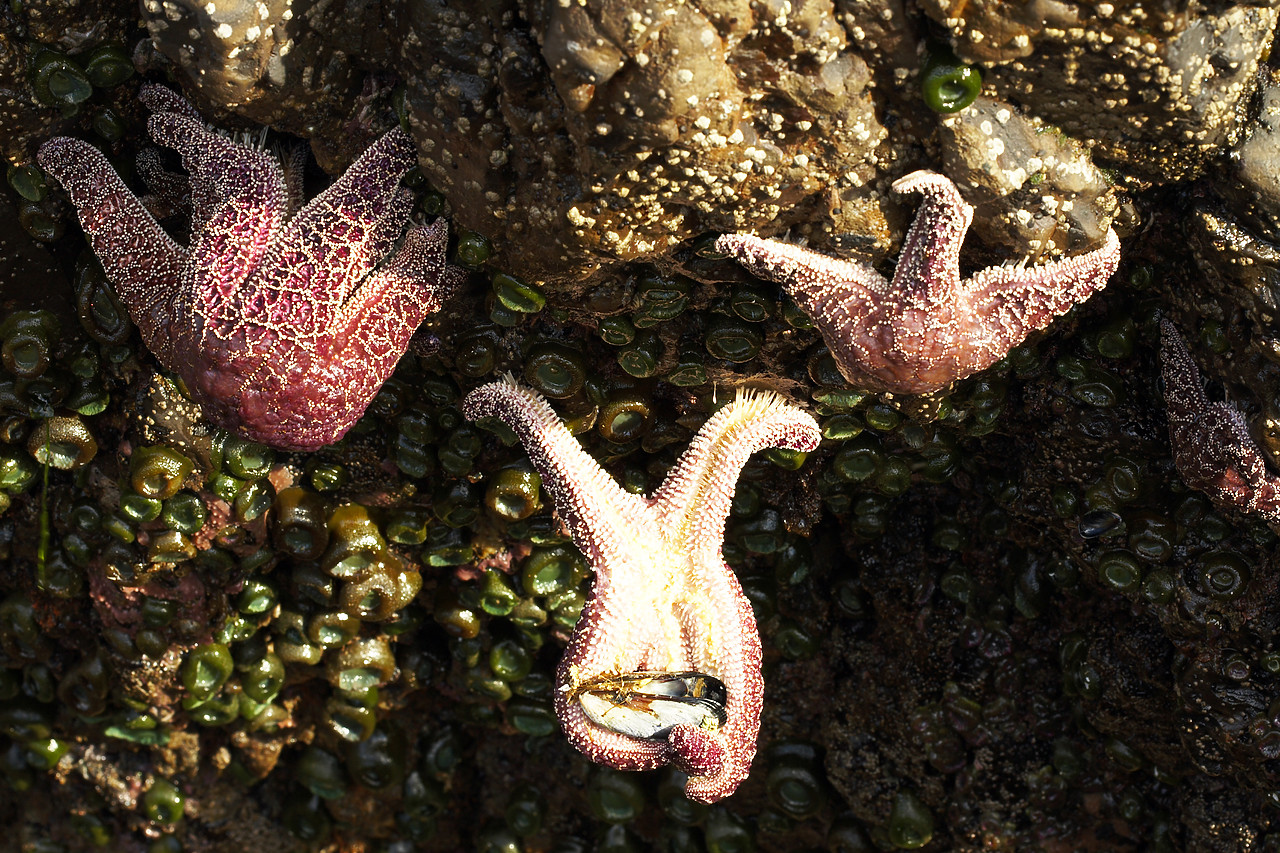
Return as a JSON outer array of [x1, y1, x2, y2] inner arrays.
[[38, 85, 465, 451], [462, 377, 821, 802], [716, 170, 1121, 394]]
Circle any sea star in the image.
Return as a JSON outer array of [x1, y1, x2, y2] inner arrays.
[[37, 84, 463, 451], [462, 377, 821, 802], [716, 171, 1122, 394], [1158, 319, 1280, 525]]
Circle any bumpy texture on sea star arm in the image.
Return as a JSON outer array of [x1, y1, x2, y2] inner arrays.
[[716, 170, 1121, 394], [460, 377, 653, 573], [148, 111, 286, 310], [1159, 320, 1280, 524], [257, 127, 422, 318], [37, 137, 189, 369], [137, 82, 201, 120], [38, 86, 461, 451], [462, 378, 821, 802]]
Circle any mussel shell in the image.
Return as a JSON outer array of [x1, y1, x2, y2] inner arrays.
[[575, 671, 728, 741]]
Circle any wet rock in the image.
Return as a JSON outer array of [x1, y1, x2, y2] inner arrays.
[[1185, 73, 1280, 366], [1221, 72, 1280, 238], [1179, 778, 1274, 852], [400, 0, 885, 287], [11, 2, 1280, 850], [0, 0, 144, 163], [920, 0, 1278, 181], [937, 96, 1120, 258], [0, 0, 141, 162], [127, 371, 216, 475], [140, 0, 386, 170], [0, 194, 68, 306], [1188, 204, 1280, 329], [0, 25, 53, 165], [17, 0, 136, 50]]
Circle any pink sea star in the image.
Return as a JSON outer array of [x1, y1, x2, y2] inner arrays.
[[38, 84, 463, 451], [462, 377, 821, 802], [1158, 319, 1280, 525], [716, 171, 1121, 394]]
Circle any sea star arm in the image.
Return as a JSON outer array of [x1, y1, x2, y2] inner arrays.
[[715, 232, 887, 301], [135, 147, 191, 222], [652, 389, 820, 569], [146, 110, 284, 244], [650, 389, 819, 802], [281, 144, 309, 217], [136, 86, 207, 226], [461, 377, 652, 574], [955, 228, 1120, 374], [462, 382, 667, 772], [334, 219, 461, 371], [1159, 319, 1214, 430], [256, 127, 421, 313], [888, 170, 971, 305], [365, 189, 418, 265], [36, 137, 188, 370], [1159, 320, 1280, 524], [713, 233, 887, 388], [147, 111, 286, 311]]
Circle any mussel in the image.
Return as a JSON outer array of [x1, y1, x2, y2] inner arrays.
[[574, 671, 728, 740]]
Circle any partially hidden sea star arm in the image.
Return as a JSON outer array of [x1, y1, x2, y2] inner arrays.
[[137, 82, 202, 121], [1159, 319, 1213, 432], [134, 147, 191, 222], [147, 112, 286, 311], [36, 137, 188, 370], [138, 84, 219, 234], [280, 144, 309, 218], [1159, 319, 1280, 525]]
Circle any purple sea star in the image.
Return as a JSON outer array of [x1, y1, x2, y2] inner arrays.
[[1158, 319, 1280, 525], [462, 377, 821, 802], [716, 170, 1121, 394], [37, 84, 463, 451]]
